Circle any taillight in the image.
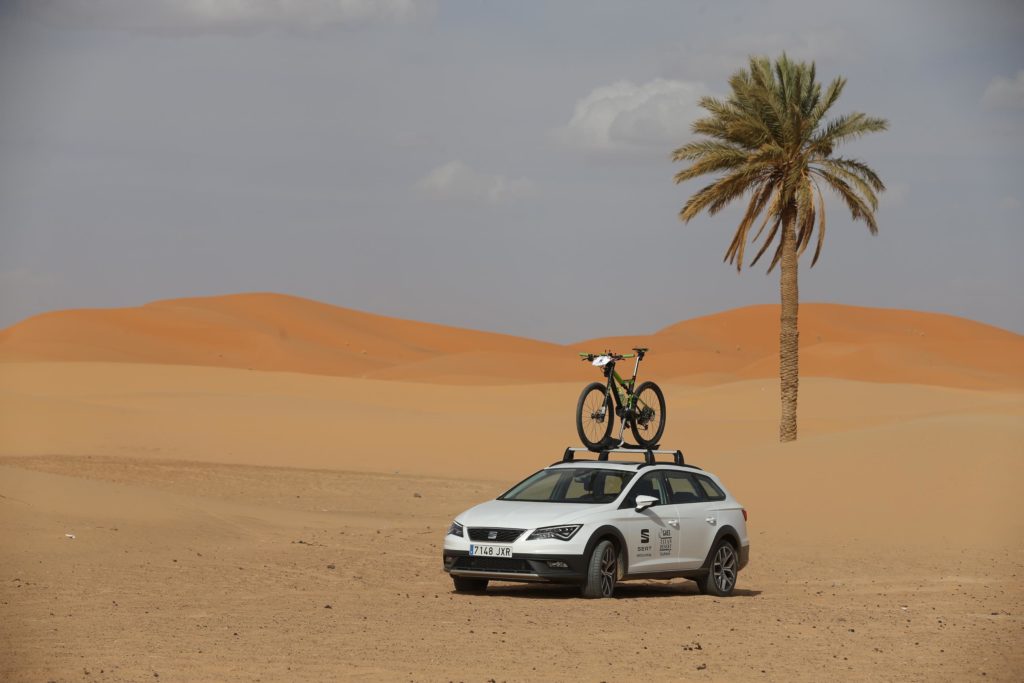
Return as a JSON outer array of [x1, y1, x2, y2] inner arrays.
[[742, 508, 748, 522]]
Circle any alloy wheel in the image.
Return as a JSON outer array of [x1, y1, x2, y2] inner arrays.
[[712, 544, 737, 593], [600, 546, 617, 597]]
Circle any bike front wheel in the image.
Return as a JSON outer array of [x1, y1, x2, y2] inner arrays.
[[576, 382, 614, 451], [630, 381, 666, 447]]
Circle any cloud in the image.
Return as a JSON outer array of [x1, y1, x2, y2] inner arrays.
[[559, 78, 710, 151], [982, 71, 1024, 110], [414, 161, 536, 204], [15, 0, 433, 33]]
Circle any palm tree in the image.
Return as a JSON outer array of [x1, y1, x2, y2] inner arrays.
[[673, 54, 887, 442]]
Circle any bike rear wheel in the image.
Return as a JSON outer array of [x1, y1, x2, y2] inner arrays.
[[576, 382, 614, 451], [630, 381, 666, 446]]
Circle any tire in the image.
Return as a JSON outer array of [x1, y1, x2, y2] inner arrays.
[[451, 576, 488, 593], [581, 539, 618, 598], [630, 381, 666, 446], [576, 382, 614, 451], [698, 539, 738, 597]]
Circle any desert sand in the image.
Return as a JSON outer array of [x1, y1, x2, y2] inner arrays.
[[1, 294, 1022, 681]]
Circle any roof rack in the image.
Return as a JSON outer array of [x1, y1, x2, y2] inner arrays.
[[560, 446, 686, 467]]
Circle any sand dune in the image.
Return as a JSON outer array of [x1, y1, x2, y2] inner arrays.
[[2, 296, 1023, 681], [0, 293, 575, 382], [582, 303, 1024, 390], [2, 293, 1021, 389]]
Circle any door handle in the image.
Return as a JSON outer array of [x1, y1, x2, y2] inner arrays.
[[705, 517, 717, 525]]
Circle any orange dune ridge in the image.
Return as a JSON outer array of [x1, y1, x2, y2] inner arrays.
[[586, 303, 1024, 390], [0, 292, 1021, 389], [0, 293, 575, 383]]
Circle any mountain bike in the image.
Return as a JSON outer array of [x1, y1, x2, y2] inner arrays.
[[575, 347, 666, 451]]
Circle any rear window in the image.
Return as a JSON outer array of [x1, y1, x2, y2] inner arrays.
[[695, 474, 726, 501], [500, 468, 635, 504]]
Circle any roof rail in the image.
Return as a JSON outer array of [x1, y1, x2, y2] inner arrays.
[[561, 446, 685, 466]]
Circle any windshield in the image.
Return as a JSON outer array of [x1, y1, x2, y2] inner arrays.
[[499, 468, 635, 504]]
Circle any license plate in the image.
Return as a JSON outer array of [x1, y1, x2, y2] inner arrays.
[[469, 544, 512, 557]]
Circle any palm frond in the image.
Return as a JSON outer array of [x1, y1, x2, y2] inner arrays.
[[810, 179, 827, 266], [794, 177, 816, 258], [751, 186, 781, 242], [810, 112, 888, 153], [672, 142, 748, 182], [705, 164, 776, 215], [725, 182, 775, 270], [809, 76, 845, 129], [816, 160, 880, 211], [680, 162, 777, 224], [823, 157, 885, 192], [749, 214, 782, 268], [812, 168, 879, 234]]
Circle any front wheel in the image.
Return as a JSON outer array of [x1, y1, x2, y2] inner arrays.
[[630, 381, 666, 446], [576, 382, 614, 451], [581, 539, 618, 598]]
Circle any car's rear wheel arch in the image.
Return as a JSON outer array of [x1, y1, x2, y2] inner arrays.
[[699, 526, 740, 570]]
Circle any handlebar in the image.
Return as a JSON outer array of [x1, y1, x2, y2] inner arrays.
[[578, 351, 639, 362]]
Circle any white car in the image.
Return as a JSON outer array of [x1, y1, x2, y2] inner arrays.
[[443, 449, 749, 598]]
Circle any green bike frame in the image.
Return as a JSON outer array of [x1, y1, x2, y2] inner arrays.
[[580, 350, 651, 445]]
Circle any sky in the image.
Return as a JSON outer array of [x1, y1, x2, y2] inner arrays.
[[1, 0, 1022, 342]]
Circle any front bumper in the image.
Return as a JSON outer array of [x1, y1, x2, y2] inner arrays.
[[443, 550, 587, 583]]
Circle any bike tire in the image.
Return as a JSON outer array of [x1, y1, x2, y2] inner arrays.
[[576, 382, 614, 451], [630, 381, 666, 447]]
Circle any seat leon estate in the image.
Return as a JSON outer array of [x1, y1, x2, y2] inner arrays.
[[443, 451, 749, 598]]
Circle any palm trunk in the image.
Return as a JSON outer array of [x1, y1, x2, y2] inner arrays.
[[779, 212, 799, 442]]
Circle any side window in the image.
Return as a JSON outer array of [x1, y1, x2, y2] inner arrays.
[[624, 472, 667, 507], [664, 471, 701, 504], [695, 475, 726, 501], [564, 471, 593, 501], [597, 472, 626, 497]]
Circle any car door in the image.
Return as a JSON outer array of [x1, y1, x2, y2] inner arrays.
[[662, 470, 719, 570], [616, 471, 680, 574], [691, 473, 734, 558]]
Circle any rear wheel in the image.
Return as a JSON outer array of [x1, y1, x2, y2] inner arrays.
[[451, 576, 488, 593], [576, 382, 614, 451], [581, 539, 618, 598], [698, 540, 738, 597], [630, 381, 666, 446]]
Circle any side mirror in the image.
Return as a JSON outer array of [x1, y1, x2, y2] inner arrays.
[[634, 495, 658, 512]]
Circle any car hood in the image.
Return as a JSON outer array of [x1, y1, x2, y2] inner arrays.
[[457, 499, 606, 530]]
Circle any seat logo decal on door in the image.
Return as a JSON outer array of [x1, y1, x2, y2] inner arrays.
[[659, 529, 673, 556], [637, 528, 652, 558]]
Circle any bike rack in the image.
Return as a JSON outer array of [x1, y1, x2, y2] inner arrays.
[[561, 446, 686, 466]]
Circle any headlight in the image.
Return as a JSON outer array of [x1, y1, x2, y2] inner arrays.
[[527, 525, 581, 541], [447, 521, 464, 537]]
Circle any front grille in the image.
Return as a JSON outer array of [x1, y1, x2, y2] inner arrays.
[[467, 528, 525, 543], [453, 557, 534, 573]]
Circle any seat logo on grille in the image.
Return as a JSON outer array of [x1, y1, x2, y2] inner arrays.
[[488, 531, 498, 540]]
